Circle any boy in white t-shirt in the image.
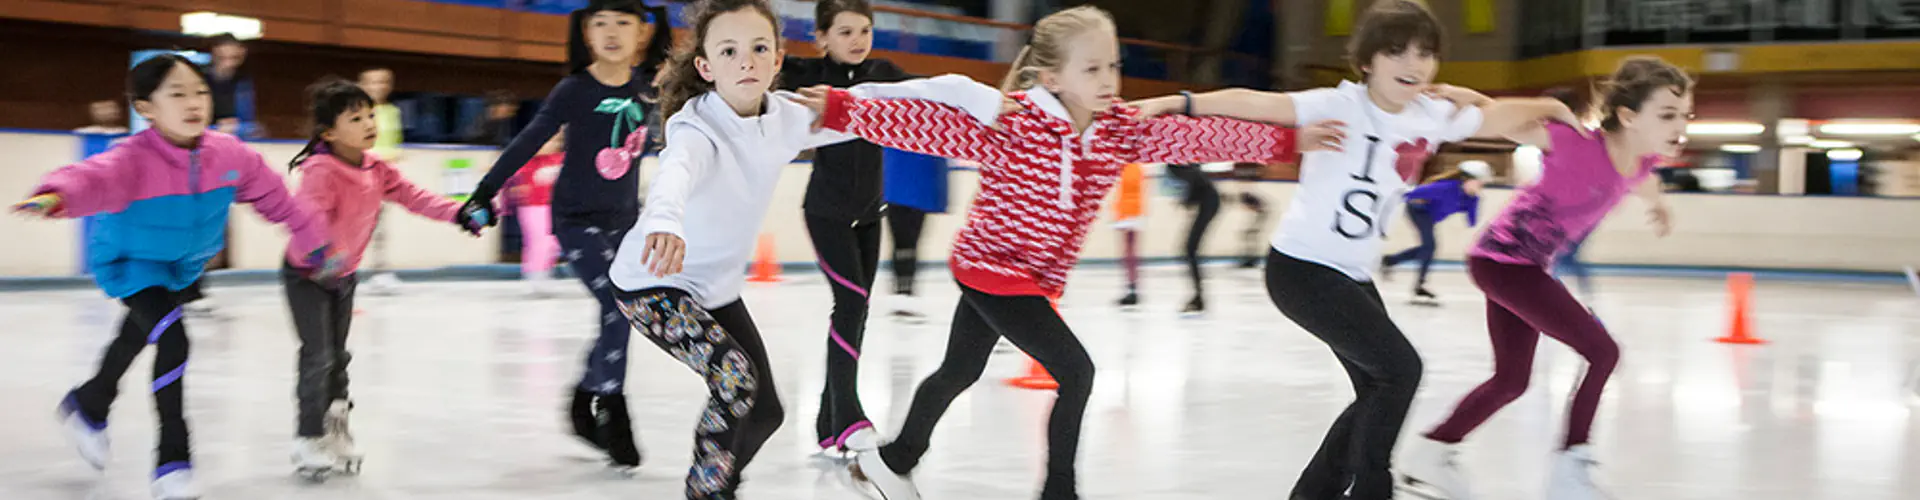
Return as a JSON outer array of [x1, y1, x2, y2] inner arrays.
[[1129, 2, 1578, 499]]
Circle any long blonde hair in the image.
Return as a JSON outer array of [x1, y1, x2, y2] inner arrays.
[[999, 6, 1116, 92]]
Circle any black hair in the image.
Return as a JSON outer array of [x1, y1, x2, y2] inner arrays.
[[127, 54, 212, 103], [289, 77, 377, 170], [814, 0, 874, 32], [566, 0, 672, 77]]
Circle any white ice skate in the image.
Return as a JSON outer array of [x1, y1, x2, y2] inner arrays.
[[1547, 445, 1614, 500], [57, 395, 109, 471], [849, 448, 920, 500], [1397, 438, 1474, 500], [889, 295, 928, 324], [365, 272, 403, 296], [325, 400, 363, 474], [151, 463, 202, 500], [292, 437, 335, 482]]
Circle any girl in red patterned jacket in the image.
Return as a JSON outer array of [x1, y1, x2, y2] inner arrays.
[[790, 6, 1314, 499]]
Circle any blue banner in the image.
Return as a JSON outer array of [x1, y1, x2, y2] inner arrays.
[[882, 148, 949, 213]]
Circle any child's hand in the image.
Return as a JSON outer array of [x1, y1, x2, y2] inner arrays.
[[788, 86, 833, 131], [1296, 120, 1349, 154], [1423, 84, 1490, 108], [1648, 204, 1672, 237], [304, 246, 348, 286], [11, 193, 62, 218], [455, 199, 496, 235], [1125, 95, 1187, 119], [640, 232, 686, 277]]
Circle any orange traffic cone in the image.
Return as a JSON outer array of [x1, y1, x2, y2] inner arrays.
[[1715, 272, 1764, 344], [1006, 296, 1062, 390], [746, 234, 783, 283]]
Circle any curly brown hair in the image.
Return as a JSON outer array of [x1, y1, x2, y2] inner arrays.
[[657, 0, 783, 119]]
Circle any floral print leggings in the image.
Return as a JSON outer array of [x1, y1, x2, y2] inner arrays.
[[614, 287, 784, 499]]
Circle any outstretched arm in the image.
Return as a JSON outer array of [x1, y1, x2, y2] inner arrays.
[[792, 77, 1011, 165], [1129, 88, 1312, 125], [20, 146, 140, 217], [1125, 114, 1299, 165], [236, 151, 328, 259], [380, 166, 463, 223], [629, 122, 719, 277]]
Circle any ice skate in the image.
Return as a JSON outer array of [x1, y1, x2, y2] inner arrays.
[[849, 447, 920, 500], [1397, 438, 1474, 500], [1409, 287, 1441, 307], [1379, 257, 1397, 281], [567, 388, 603, 452], [57, 392, 109, 471], [1180, 296, 1206, 316], [324, 400, 362, 474], [365, 272, 403, 296], [151, 462, 201, 500], [595, 394, 642, 472], [1547, 445, 1615, 500], [889, 294, 927, 324], [1116, 290, 1139, 309], [182, 297, 221, 319], [292, 437, 335, 482]]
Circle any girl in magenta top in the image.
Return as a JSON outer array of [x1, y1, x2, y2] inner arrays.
[[1401, 56, 1688, 500], [280, 78, 473, 480]]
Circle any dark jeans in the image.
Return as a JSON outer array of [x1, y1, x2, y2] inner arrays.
[[281, 266, 359, 437], [1383, 206, 1439, 287]]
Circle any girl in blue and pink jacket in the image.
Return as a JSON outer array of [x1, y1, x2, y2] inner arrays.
[[11, 54, 335, 499]]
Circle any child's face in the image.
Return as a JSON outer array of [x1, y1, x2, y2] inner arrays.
[[1363, 44, 1438, 109], [697, 9, 784, 109], [133, 62, 212, 142], [358, 69, 394, 103], [1039, 28, 1121, 114], [586, 11, 650, 66], [1617, 87, 1694, 157], [324, 104, 380, 155], [817, 12, 875, 65], [90, 101, 122, 126]]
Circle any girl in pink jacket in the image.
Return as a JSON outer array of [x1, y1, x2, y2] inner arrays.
[[278, 78, 474, 481], [12, 54, 335, 500]]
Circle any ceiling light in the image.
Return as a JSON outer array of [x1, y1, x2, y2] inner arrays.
[[1809, 139, 1854, 149], [1782, 135, 1814, 145], [1719, 144, 1761, 153], [1817, 122, 1920, 136], [181, 12, 262, 40], [1826, 148, 1864, 161]]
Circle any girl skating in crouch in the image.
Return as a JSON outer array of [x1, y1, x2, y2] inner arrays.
[[790, 6, 1316, 499], [1126, 2, 1585, 498], [603, 0, 983, 495], [1399, 55, 1687, 500]]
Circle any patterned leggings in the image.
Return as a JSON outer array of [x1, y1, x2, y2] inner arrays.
[[615, 288, 783, 499]]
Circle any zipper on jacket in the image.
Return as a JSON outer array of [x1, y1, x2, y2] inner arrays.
[[189, 149, 202, 199]]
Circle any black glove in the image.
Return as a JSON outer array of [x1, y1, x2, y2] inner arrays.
[[455, 188, 499, 234]]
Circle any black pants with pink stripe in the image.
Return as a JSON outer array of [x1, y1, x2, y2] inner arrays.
[[806, 214, 883, 445]]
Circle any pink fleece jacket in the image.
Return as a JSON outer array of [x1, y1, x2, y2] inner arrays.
[[283, 151, 462, 273]]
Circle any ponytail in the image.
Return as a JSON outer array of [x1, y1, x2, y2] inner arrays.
[[288, 137, 322, 172], [999, 45, 1039, 92]]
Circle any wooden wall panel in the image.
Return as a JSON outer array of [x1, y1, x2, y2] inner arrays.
[[123, 0, 327, 22], [0, 0, 118, 26], [514, 11, 568, 45], [339, 27, 501, 60], [340, 0, 503, 39]]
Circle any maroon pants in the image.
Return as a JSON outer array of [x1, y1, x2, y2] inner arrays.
[[1426, 257, 1620, 448]]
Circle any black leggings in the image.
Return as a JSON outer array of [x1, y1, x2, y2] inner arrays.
[[886, 205, 928, 296], [805, 215, 883, 443], [281, 266, 359, 437], [1170, 164, 1220, 298], [72, 286, 194, 466], [1264, 250, 1423, 500], [614, 288, 783, 499], [878, 283, 1094, 500]]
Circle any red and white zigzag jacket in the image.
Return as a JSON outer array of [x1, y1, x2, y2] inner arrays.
[[822, 77, 1297, 298]]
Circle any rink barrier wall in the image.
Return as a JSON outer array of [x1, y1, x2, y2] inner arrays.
[[2, 130, 1917, 287]]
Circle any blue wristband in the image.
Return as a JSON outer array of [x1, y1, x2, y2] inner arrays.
[[1179, 90, 1194, 116]]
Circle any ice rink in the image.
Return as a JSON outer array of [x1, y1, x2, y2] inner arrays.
[[2, 264, 1916, 499]]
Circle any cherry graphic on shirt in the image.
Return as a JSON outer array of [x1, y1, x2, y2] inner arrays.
[[1393, 138, 1432, 183]]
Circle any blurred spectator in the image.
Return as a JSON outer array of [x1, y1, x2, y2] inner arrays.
[[73, 100, 129, 135], [467, 90, 522, 146], [358, 67, 405, 161], [204, 34, 261, 137]]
